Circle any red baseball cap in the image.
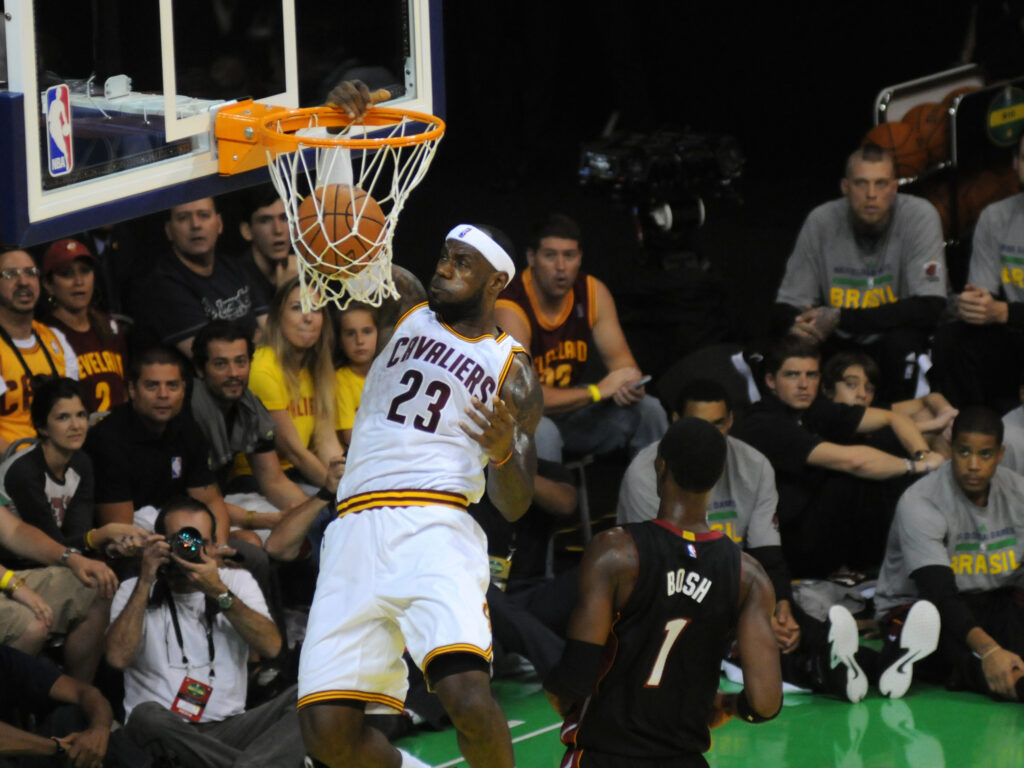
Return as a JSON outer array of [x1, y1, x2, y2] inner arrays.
[[42, 239, 97, 276]]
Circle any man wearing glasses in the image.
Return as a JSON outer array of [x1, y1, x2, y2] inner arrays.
[[0, 246, 79, 455], [930, 133, 1024, 411]]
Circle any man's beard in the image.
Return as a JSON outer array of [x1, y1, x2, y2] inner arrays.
[[851, 210, 891, 240], [429, 285, 486, 325]]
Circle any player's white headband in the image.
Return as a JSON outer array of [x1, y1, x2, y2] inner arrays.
[[446, 224, 516, 284]]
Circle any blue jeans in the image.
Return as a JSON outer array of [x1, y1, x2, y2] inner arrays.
[[535, 395, 668, 462]]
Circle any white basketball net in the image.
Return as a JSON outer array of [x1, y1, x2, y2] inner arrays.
[[265, 114, 443, 311]]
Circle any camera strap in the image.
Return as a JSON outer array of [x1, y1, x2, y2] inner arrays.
[[166, 594, 217, 678], [0, 324, 59, 381]]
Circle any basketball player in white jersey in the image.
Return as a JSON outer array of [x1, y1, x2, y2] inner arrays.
[[298, 223, 542, 768]]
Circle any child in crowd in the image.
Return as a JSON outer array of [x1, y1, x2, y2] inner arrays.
[[333, 303, 380, 447]]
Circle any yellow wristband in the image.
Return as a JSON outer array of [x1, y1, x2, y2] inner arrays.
[[85, 529, 96, 551], [0, 570, 13, 592], [588, 384, 601, 403], [245, 510, 256, 529]]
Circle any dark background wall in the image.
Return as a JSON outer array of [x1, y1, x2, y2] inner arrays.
[[386, 1, 1022, 376]]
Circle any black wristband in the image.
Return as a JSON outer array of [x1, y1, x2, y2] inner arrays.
[[317, 487, 336, 502], [544, 638, 604, 703], [735, 689, 780, 723]]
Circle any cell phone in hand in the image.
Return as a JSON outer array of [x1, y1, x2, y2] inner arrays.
[[633, 375, 652, 390]]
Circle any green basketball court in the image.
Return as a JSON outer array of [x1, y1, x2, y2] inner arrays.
[[396, 674, 1023, 767]]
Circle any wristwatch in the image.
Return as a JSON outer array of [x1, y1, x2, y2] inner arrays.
[[912, 450, 928, 462], [216, 589, 235, 611], [59, 547, 81, 566], [51, 737, 65, 755]]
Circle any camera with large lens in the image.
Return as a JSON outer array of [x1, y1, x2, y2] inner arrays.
[[168, 526, 205, 564], [579, 125, 743, 251]]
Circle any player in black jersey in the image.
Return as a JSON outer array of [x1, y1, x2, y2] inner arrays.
[[545, 417, 782, 767]]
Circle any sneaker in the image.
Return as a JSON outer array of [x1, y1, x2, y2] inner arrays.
[[878, 600, 940, 699], [827, 604, 869, 703]]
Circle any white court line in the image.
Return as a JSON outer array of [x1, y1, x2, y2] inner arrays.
[[434, 722, 562, 768]]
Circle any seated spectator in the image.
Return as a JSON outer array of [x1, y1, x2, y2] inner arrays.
[[772, 144, 947, 402], [0, 377, 151, 563], [248, 278, 345, 489], [83, 347, 270, 589], [467, 459, 578, 678], [617, 379, 798, 649], [731, 335, 945, 578], [0, 245, 78, 455], [237, 185, 297, 307], [106, 497, 304, 767], [129, 197, 268, 358], [821, 351, 957, 456], [333, 302, 379, 446], [930, 131, 1024, 412], [40, 239, 128, 415], [875, 406, 1024, 702], [0, 493, 116, 680], [0, 644, 151, 768], [190, 320, 315, 540], [494, 214, 667, 462]]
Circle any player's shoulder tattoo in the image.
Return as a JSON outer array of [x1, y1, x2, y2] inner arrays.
[[500, 351, 543, 434], [377, 266, 427, 351]]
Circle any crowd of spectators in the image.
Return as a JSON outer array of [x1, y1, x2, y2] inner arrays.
[[2, 131, 1024, 766]]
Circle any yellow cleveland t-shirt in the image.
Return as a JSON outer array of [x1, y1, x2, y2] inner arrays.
[[334, 366, 366, 432], [246, 346, 317, 472]]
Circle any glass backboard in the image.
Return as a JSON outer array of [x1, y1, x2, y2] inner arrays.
[[0, 0, 443, 246]]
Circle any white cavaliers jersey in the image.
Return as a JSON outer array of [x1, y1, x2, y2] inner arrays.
[[337, 303, 525, 512]]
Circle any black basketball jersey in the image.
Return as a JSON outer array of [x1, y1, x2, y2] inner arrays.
[[562, 521, 742, 764]]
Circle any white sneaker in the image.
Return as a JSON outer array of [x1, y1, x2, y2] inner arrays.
[[827, 604, 868, 703], [878, 600, 940, 699]]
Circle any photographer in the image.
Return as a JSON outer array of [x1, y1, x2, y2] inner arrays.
[[105, 497, 304, 768]]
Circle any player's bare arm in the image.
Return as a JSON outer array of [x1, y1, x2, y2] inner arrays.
[[590, 279, 646, 405], [374, 264, 426, 353], [545, 526, 637, 716], [715, 553, 782, 724], [462, 352, 542, 522]]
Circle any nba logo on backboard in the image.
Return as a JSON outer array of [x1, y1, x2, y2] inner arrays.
[[45, 84, 73, 177]]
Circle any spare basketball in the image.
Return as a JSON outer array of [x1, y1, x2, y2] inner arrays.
[[902, 102, 949, 166], [862, 121, 928, 178], [940, 85, 979, 114], [295, 185, 386, 275]]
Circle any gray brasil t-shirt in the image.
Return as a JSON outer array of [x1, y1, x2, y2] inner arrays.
[[616, 435, 780, 548], [875, 463, 1024, 616]]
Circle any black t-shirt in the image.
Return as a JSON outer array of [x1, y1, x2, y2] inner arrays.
[[0, 445, 95, 569], [0, 645, 60, 725], [564, 523, 741, 760], [732, 396, 864, 524], [468, 459, 574, 585], [130, 252, 268, 350], [84, 403, 216, 508]]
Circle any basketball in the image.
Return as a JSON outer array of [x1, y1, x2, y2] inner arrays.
[[295, 185, 386, 275], [862, 121, 928, 178], [902, 102, 949, 165]]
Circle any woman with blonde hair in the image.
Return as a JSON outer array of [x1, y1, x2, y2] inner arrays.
[[248, 277, 344, 489]]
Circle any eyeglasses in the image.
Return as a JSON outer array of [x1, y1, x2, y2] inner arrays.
[[0, 267, 41, 280]]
